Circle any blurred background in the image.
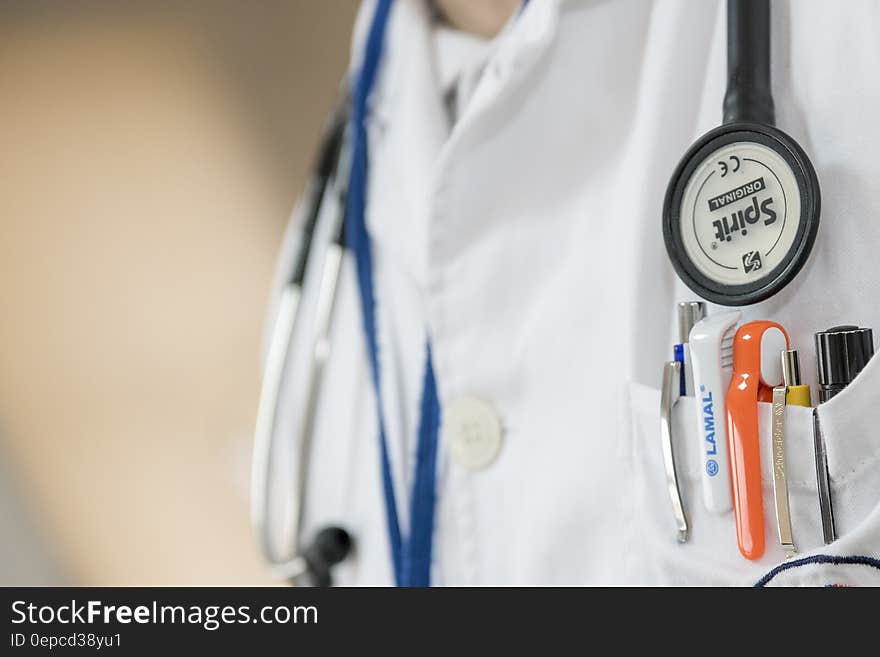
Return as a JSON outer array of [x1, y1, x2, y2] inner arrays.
[[0, 0, 359, 585]]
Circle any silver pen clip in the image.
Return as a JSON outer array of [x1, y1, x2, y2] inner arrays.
[[660, 360, 688, 543], [771, 385, 796, 557]]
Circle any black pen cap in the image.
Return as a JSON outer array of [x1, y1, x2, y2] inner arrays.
[[815, 325, 875, 401]]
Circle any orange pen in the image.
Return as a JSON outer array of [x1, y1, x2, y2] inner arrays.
[[726, 321, 789, 560]]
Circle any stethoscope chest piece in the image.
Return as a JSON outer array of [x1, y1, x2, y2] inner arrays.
[[663, 123, 820, 306]]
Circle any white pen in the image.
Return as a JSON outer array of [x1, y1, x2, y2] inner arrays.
[[688, 310, 740, 514]]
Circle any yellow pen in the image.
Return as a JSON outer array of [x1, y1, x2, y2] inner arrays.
[[782, 349, 811, 407]]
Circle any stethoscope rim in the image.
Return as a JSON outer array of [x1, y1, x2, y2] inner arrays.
[[662, 122, 821, 306]]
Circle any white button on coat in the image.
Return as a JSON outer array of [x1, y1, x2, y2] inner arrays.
[[445, 396, 503, 470]]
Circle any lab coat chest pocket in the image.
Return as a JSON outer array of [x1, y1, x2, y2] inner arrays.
[[762, 355, 880, 587], [627, 377, 862, 586], [629, 382, 751, 585]]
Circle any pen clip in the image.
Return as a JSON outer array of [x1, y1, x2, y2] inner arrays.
[[813, 408, 836, 545], [727, 320, 789, 560], [771, 385, 796, 557], [660, 360, 688, 543]]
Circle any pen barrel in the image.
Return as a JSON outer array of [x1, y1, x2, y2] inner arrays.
[[815, 326, 875, 402], [689, 310, 741, 515], [781, 349, 802, 386], [785, 385, 812, 407], [726, 381, 766, 560], [678, 301, 706, 344], [690, 354, 733, 513], [725, 319, 789, 561]]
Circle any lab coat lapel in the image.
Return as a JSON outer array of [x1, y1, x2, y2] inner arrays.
[[367, 0, 447, 289], [364, 0, 447, 535]]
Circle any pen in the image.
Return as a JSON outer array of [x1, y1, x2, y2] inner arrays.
[[813, 325, 875, 544], [770, 349, 807, 557], [727, 321, 789, 560], [689, 310, 740, 514], [673, 344, 685, 396], [660, 360, 689, 543], [782, 349, 811, 407], [676, 301, 706, 396], [771, 383, 794, 556]]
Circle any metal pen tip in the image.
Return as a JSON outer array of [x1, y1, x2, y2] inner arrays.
[[781, 349, 802, 387], [677, 301, 706, 344]]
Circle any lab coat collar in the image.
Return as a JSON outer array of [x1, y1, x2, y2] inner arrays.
[[353, 0, 565, 287], [362, 0, 446, 292], [371, 0, 567, 133]]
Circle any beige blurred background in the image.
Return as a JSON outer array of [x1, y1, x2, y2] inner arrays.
[[0, 0, 359, 585]]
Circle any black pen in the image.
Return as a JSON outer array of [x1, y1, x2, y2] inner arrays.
[[813, 325, 875, 544]]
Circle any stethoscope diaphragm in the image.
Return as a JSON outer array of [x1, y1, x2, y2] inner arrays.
[[663, 122, 820, 306]]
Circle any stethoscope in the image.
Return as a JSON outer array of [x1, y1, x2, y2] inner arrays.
[[250, 97, 354, 586], [250, 0, 821, 586], [663, 0, 820, 306]]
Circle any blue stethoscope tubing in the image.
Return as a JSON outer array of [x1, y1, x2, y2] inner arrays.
[[347, 0, 441, 587]]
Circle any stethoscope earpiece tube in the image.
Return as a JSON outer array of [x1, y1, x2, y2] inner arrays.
[[723, 0, 774, 126], [289, 100, 349, 287], [250, 94, 354, 587]]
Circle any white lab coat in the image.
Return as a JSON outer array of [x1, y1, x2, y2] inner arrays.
[[268, 0, 880, 585]]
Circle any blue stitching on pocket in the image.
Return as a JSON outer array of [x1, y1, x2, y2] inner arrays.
[[755, 554, 880, 587]]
